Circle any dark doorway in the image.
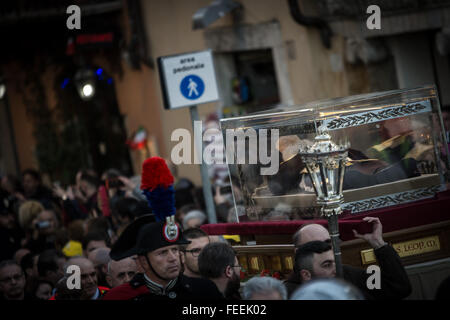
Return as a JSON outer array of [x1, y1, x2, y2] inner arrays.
[[55, 65, 133, 183], [220, 49, 280, 117]]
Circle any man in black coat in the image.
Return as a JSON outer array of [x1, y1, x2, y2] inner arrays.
[[285, 217, 412, 300], [102, 215, 223, 300]]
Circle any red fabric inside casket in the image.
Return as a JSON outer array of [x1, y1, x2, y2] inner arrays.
[[201, 190, 450, 241]]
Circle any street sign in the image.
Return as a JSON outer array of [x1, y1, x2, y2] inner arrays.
[[157, 50, 219, 110]]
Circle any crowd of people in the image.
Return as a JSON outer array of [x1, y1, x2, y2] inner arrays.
[[0, 163, 236, 299], [0, 161, 448, 301]]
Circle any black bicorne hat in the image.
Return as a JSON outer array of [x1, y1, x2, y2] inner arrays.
[[110, 157, 191, 261], [110, 214, 190, 261]]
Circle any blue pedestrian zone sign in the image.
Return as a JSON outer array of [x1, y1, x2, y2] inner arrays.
[[157, 50, 219, 109], [180, 75, 205, 100]]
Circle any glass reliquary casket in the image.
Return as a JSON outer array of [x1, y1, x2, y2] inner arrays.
[[219, 85, 450, 222]]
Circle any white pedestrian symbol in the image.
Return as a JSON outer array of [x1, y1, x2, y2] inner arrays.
[[188, 78, 199, 97]]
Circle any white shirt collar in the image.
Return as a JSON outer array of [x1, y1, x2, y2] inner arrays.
[[91, 288, 100, 300]]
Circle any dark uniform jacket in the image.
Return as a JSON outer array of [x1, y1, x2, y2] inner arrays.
[[285, 244, 412, 300], [102, 273, 224, 300]]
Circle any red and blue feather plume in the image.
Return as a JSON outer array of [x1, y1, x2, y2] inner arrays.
[[140, 157, 175, 222]]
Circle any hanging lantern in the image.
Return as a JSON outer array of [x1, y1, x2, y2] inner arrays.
[[299, 130, 349, 277], [299, 131, 349, 214]]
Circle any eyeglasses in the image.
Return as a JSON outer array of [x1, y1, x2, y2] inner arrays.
[[183, 248, 202, 257], [0, 273, 24, 285]]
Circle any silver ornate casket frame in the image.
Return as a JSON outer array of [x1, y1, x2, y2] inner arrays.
[[316, 99, 445, 213], [251, 98, 446, 214]]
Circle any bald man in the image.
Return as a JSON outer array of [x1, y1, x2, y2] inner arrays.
[[106, 257, 137, 288], [285, 217, 412, 300], [293, 217, 386, 250], [50, 257, 109, 300]]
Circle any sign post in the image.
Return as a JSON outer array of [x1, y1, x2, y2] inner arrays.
[[158, 50, 219, 224], [189, 105, 217, 224]]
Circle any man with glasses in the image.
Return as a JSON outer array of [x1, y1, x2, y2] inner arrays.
[[181, 228, 210, 279], [198, 242, 241, 299], [0, 260, 27, 300], [0, 195, 22, 262]]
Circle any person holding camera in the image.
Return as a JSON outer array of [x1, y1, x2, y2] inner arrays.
[[26, 209, 60, 255]]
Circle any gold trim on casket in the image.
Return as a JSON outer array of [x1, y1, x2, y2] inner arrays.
[[360, 235, 441, 264]]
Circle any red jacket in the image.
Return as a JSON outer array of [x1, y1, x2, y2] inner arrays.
[[102, 282, 149, 300]]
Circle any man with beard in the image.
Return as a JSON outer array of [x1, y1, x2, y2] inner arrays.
[[198, 242, 241, 299], [0, 260, 29, 300], [180, 228, 210, 278], [293, 241, 336, 283], [87, 247, 111, 288], [102, 215, 223, 300]]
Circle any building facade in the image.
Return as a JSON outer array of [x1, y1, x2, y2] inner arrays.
[[2, 0, 450, 184]]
